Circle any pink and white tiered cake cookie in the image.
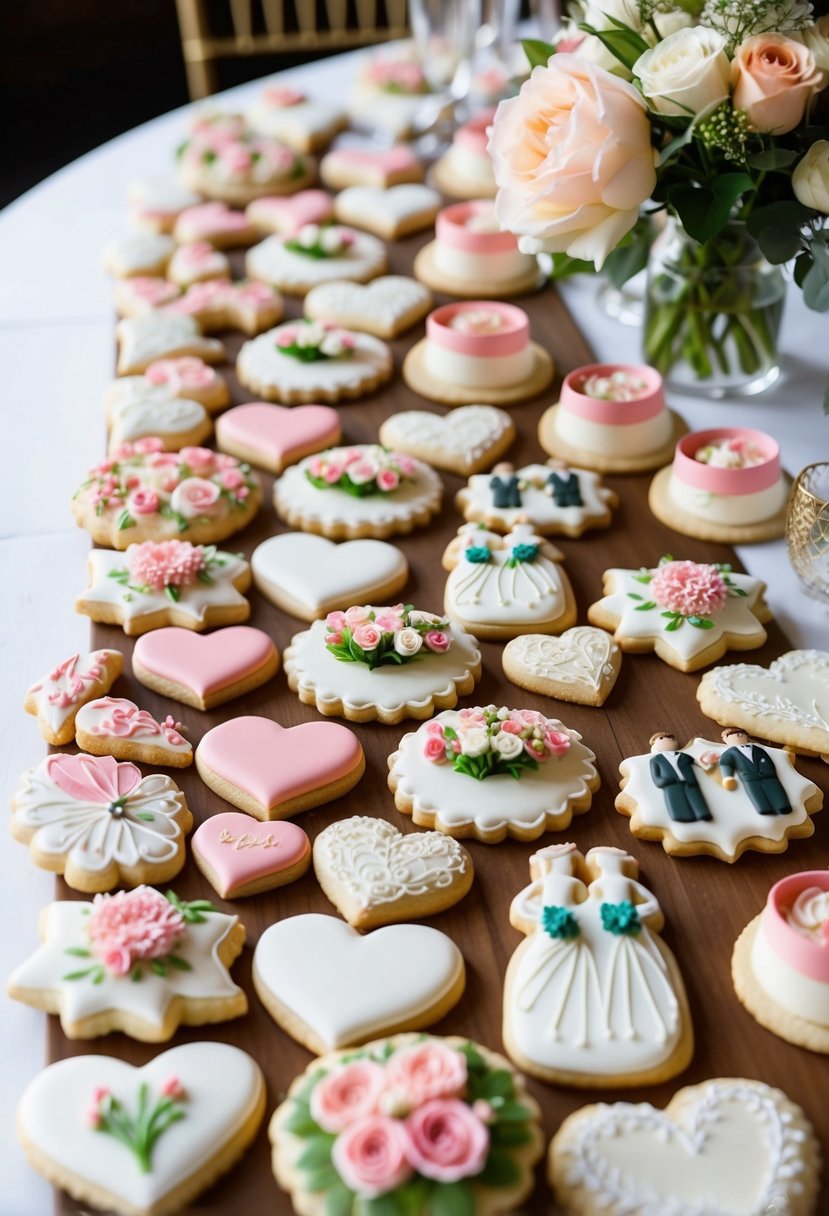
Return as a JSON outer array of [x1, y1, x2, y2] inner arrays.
[[403, 301, 552, 406], [538, 362, 687, 474], [414, 200, 540, 298], [649, 426, 790, 543], [733, 869, 829, 1052], [245, 85, 347, 152], [432, 110, 498, 199]]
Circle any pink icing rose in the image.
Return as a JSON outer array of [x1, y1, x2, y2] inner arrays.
[[221, 468, 245, 491], [145, 357, 215, 389], [544, 729, 572, 757], [376, 469, 400, 492], [180, 446, 215, 470], [405, 1100, 489, 1182], [169, 477, 222, 520], [264, 85, 306, 107], [650, 559, 727, 617], [147, 452, 180, 470], [344, 605, 371, 626], [134, 436, 165, 454], [395, 454, 416, 476], [128, 539, 205, 590], [128, 488, 160, 516], [161, 1076, 186, 1100], [384, 1042, 467, 1109], [310, 1061, 386, 1133], [732, 34, 822, 135], [424, 631, 450, 653], [221, 144, 254, 175], [426, 721, 445, 737], [500, 718, 521, 734], [326, 631, 343, 645], [374, 611, 404, 632], [424, 736, 447, 762], [324, 462, 345, 483], [348, 459, 379, 485], [326, 610, 348, 631], [86, 887, 185, 976], [352, 622, 382, 651], [213, 452, 240, 469], [331, 1115, 413, 1198]]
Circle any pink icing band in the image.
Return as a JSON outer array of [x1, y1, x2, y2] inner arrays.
[[426, 301, 528, 356], [217, 402, 340, 462], [197, 716, 363, 811], [435, 202, 517, 254], [763, 871, 829, 983], [132, 626, 276, 697], [673, 427, 781, 496], [560, 363, 664, 424], [192, 811, 309, 890], [453, 109, 496, 154], [327, 147, 418, 172]]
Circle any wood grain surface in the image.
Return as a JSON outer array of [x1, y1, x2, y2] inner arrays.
[[49, 229, 829, 1215]]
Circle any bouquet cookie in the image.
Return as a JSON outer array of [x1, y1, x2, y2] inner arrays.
[[176, 111, 314, 204], [246, 223, 386, 294], [237, 321, 392, 404]]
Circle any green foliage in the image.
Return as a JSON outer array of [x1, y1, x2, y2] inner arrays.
[[521, 38, 556, 69]]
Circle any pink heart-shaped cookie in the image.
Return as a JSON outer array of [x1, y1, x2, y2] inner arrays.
[[247, 190, 335, 236], [192, 811, 311, 897], [215, 402, 342, 473], [132, 625, 279, 710], [195, 716, 365, 821]]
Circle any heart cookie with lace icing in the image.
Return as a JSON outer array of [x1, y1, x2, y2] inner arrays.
[[334, 183, 441, 239], [549, 1078, 820, 1216], [304, 274, 432, 338], [698, 649, 829, 762], [503, 627, 622, 707], [17, 1041, 265, 1216], [313, 816, 473, 928], [379, 403, 515, 474]]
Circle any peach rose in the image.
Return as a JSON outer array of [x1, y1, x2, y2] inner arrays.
[[384, 1042, 467, 1110], [169, 477, 221, 519], [488, 55, 656, 268], [309, 1061, 385, 1133], [331, 1115, 412, 1197], [732, 34, 822, 135], [405, 1099, 490, 1183]]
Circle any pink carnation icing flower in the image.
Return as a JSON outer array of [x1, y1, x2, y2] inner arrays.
[[86, 888, 185, 976], [650, 559, 727, 618], [383, 1042, 467, 1109], [404, 1099, 490, 1183], [309, 1061, 386, 1133], [128, 539, 205, 590], [331, 1114, 413, 1198]]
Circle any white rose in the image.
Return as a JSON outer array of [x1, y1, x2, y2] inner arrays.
[[169, 476, 221, 519], [797, 16, 829, 72], [407, 610, 444, 626], [793, 141, 829, 214], [634, 27, 730, 117], [319, 332, 345, 357], [296, 323, 324, 349], [492, 731, 524, 760], [297, 223, 320, 247], [320, 226, 344, 254], [458, 726, 490, 758], [394, 627, 423, 657]]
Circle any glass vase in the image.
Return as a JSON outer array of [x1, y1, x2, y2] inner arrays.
[[643, 216, 786, 398]]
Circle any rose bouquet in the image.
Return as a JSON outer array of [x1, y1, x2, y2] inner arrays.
[[324, 605, 453, 669], [424, 706, 574, 781], [276, 320, 356, 363], [491, 1, 829, 394], [306, 446, 418, 497]]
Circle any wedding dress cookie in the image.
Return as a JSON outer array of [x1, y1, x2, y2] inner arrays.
[[616, 731, 822, 862], [503, 627, 622, 707], [388, 705, 599, 843], [588, 555, 770, 673], [442, 523, 577, 640], [11, 753, 192, 892], [304, 275, 432, 338], [456, 460, 617, 537], [237, 322, 392, 403], [192, 812, 311, 898], [74, 697, 192, 768], [503, 844, 693, 1087], [216, 402, 342, 473], [271, 1034, 543, 1216], [379, 404, 515, 475], [17, 1042, 265, 1216], [246, 85, 347, 151], [24, 649, 123, 746], [8, 887, 245, 1040], [334, 183, 441, 238], [116, 313, 224, 375], [274, 445, 442, 539], [285, 604, 481, 724], [133, 625, 280, 710], [246, 224, 386, 295], [253, 915, 465, 1053]]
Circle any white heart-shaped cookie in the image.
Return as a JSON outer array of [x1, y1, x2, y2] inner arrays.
[[550, 1078, 820, 1216], [380, 404, 515, 474], [503, 627, 621, 706], [253, 913, 465, 1052], [698, 649, 829, 761], [252, 532, 408, 619], [17, 1042, 265, 1215], [304, 274, 432, 337], [335, 184, 441, 237]]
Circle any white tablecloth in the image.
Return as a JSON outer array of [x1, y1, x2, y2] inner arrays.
[[1, 44, 828, 1213]]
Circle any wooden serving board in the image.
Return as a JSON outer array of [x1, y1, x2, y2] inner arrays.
[[50, 228, 829, 1215]]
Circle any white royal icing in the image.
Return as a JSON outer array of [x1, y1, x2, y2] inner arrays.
[[238, 325, 391, 397], [167, 243, 230, 286], [390, 710, 598, 839], [460, 463, 615, 532], [433, 241, 535, 284], [668, 472, 789, 525], [442, 142, 496, 190], [246, 229, 385, 289], [103, 233, 175, 276], [127, 178, 201, 221], [505, 629, 618, 691], [424, 341, 533, 390], [75, 697, 192, 759], [117, 314, 223, 373], [751, 919, 829, 1026], [253, 913, 464, 1049], [444, 525, 570, 627], [26, 650, 120, 734], [337, 184, 440, 227], [305, 276, 431, 330], [350, 90, 425, 138], [553, 407, 674, 459], [247, 97, 346, 143], [106, 380, 208, 446], [380, 405, 513, 468], [252, 533, 408, 616]]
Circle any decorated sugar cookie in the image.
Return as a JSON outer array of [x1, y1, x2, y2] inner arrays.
[[105, 380, 213, 452], [379, 404, 515, 476], [314, 816, 474, 929], [246, 188, 335, 236], [163, 278, 283, 335], [733, 869, 829, 1053], [615, 730, 822, 862], [432, 111, 498, 199], [17, 1042, 265, 1216], [334, 183, 441, 239], [414, 199, 540, 299], [126, 176, 201, 233], [588, 555, 770, 673], [72, 440, 261, 549], [116, 356, 230, 413], [166, 240, 231, 287], [304, 275, 433, 339], [245, 85, 347, 151], [177, 113, 314, 204], [285, 605, 481, 724], [133, 624, 279, 710], [697, 649, 829, 762], [8, 887, 245, 1041], [11, 753, 192, 892], [442, 523, 577, 640], [25, 649, 124, 746], [504, 844, 693, 1087], [237, 321, 392, 404], [76, 542, 252, 636], [75, 697, 192, 768], [172, 201, 257, 247], [503, 627, 621, 707], [320, 144, 424, 190], [246, 224, 387, 295], [271, 1034, 543, 1215], [457, 459, 617, 537], [102, 233, 175, 279], [388, 706, 599, 843], [192, 811, 311, 899], [349, 49, 432, 138], [253, 915, 466, 1053], [253, 532, 409, 620], [114, 275, 181, 318], [196, 715, 365, 821], [116, 313, 224, 375], [548, 1078, 820, 1216], [216, 401, 342, 473], [274, 444, 442, 539]]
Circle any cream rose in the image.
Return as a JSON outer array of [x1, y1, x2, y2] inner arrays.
[[489, 55, 656, 268], [169, 477, 221, 519], [798, 16, 829, 72], [793, 141, 829, 213], [732, 34, 822, 135], [635, 27, 731, 117]]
